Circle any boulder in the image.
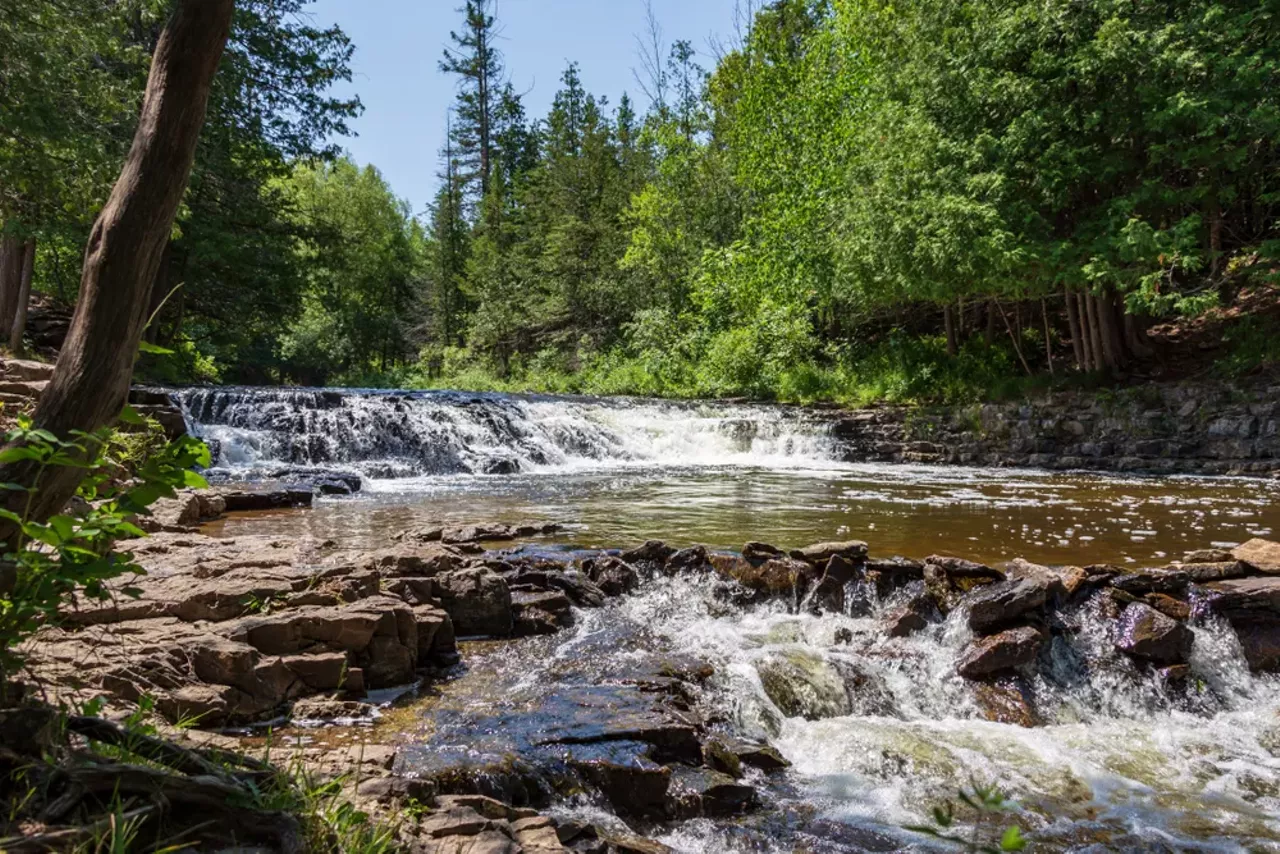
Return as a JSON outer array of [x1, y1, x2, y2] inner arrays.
[[742, 541, 785, 561], [726, 739, 790, 771], [790, 540, 868, 565], [434, 569, 514, 637], [621, 540, 675, 566], [1144, 593, 1191, 621], [1115, 602, 1193, 665], [581, 556, 639, 597], [1204, 576, 1280, 670], [1233, 539, 1280, 574], [1005, 558, 1088, 598], [1181, 561, 1251, 583], [511, 590, 574, 636], [756, 650, 851, 720], [1183, 548, 1235, 564], [882, 583, 939, 638], [710, 554, 809, 595], [966, 578, 1048, 633], [971, 676, 1040, 728], [665, 546, 709, 575], [217, 487, 313, 512], [955, 625, 1044, 678], [667, 766, 758, 818], [1110, 567, 1189, 595]]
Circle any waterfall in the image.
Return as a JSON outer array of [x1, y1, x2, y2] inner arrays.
[[173, 387, 839, 480]]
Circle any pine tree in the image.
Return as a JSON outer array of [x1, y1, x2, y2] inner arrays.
[[440, 0, 504, 210]]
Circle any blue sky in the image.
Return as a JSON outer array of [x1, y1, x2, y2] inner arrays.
[[305, 0, 745, 214]]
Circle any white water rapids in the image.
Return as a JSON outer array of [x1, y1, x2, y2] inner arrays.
[[178, 387, 1280, 850]]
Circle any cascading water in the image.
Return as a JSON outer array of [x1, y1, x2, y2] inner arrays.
[[174, 387, 838, 480]]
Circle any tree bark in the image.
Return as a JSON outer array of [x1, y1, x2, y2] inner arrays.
[[0, 235, 23, 340], [9, 239, 35, 354], [1064, 287, 1085, 371], [1041, 297, 1055, 377], [0, 0, 234, 534], [1084, 290, 1106, 373], [944, 303, 958, 356], [985, 299, 997, 347]]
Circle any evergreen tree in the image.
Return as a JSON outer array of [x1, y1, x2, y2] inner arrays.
[[440, 0, 505, 210]]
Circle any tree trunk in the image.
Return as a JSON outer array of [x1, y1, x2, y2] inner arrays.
[[1064, 287, 1085, 371], [944, 303, 958, 356], [0, 0, 234, 534], [0, 235, 23, 340], [9, 239, 35, 355], [996, 301, 1033, 376], [1041, 297, 1055, 377], [1091, 291, 1120, 372], [985, 299, 997, 347], [1084, 290, 1106, 373]]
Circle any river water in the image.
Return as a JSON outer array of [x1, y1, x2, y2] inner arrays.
[[176, 388, 1280, 851]]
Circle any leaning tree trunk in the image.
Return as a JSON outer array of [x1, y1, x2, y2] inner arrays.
[[8, 239, 35, 354], [0, 0, 235, 535]]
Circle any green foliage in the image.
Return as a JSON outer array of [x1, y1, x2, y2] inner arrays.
[[0, 417, 210, 688], [1216, 314, 1280, 378], [906, 782, 1029, 852]]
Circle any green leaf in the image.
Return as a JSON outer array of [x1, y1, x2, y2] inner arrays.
[[1000, 826, 1027, 851], [181, 470, 209, 489], [137, 340, 175, 355], [0, 447, 44, 464], [118, 405, 146, 425]]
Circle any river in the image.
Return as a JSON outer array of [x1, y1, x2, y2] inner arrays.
[[176, 387, 1280, 851]]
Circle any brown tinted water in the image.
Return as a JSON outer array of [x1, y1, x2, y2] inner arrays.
[[204, 462, 1280, 566]]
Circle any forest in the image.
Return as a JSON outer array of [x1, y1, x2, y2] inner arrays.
[[2, 0, 1278, 403]]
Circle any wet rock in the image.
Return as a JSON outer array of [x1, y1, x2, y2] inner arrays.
[[512, 590, 574, 636], [603, 835, 672, 854], [701, 738, 742, 778], [726, 739, 790, 771], [567, 742, 671, 819], [924, 555, 1004, 586], [1203, 576, 1280, 670], [1233, 538, 1280, 574], [1183, 548, 1235, 564], [1110, 567, 1189, 596], [267, 467, 363, 495], [882, 583, 939, 638], [665, 545, 709, 575], [971, 675, 1041, 728], [756, 650, 851, 720], [1181, 561, 1251, 583], [217, 487, 313, 512], [742, 541, 784, 561], [667, 766, 758, 818], [711, 554, 810, 595], [955, 625, 1044, 678], [966, 578, 1048, 633], [790, 540, 868, 565], [1115, 602, 1193, 665], [434, 569, 514, 637], [621, 540, 675, 566], [1144, 593, 1191, 621], [1158, 664, 1192, 685], [1006, 558, 1089, 599], [581, 555, 639, 597], [290, 697, 376, 722]]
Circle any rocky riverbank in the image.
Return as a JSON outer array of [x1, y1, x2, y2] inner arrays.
[[833, 379, 1280, 476], [15, 488, 1280, 850]]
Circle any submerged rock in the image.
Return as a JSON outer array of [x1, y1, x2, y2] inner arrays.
[[756, 650, 851, 720], [955, 625, 1044, 678], [1115, 602, 1193, 665]]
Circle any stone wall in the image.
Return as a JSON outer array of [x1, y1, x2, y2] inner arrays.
[[831, 380, 1280, 476]]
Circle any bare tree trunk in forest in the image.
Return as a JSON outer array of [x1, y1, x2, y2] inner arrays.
[[9, 239, 35, 355], [1084, 291, 1106, 373], [0, 235, 23, 340], [1041, 297, 1054, 377], [944, 303, 958, 356], [985, 300, 996, 347], [0, 0, 234, 536], [996, 301, 1033, 376], [1064, 288, 1085, 371], [1091, 291, 1121, 372], [956, 295, 965, 341]]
